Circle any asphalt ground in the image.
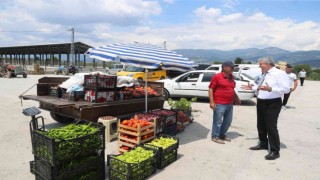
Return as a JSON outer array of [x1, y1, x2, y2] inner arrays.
[[1, 75, 320, 180]]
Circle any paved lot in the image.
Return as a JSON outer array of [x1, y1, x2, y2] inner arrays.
[[1, 75, 320, 180]]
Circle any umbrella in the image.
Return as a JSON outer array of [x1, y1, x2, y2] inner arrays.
[[86, 42, 196, 111]]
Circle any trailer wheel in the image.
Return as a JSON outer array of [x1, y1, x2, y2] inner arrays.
[[23, 72, 27, 78], [50, 112, 74, 123]]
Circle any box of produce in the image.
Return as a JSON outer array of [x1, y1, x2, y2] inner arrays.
[[32, 121, 105, 165], [118, 117, 155, 152], [107, 146, 158, 180], [144, 135, 179, 169], [132, 85, 161, 98], [48, 86, 61, 98], [150, 109, 177, 127], [134, 112, 164, 136], [60, 88, 84, 101], [84, 74, 117, 89], [84, 89, 116, 103], [32, 154, 105, 180]]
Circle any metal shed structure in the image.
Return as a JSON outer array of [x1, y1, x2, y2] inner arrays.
[[0, 42, 92, 67]]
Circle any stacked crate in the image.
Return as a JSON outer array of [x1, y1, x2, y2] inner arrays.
[[30, 120, 106, 179], [150, 109, 177, 136], [117, 118, 156, 153], [134, 112, 164, 135], [173, 108, 193, 133], [84, 74, 117, 103], [60, 88, 85, 101], [107, 145, 158, 180], [144, 134, 179, 169]]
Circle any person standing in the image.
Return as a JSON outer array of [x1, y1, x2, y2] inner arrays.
[[298, 69, 306, 86], [209, 61, 241, 144], [282, 64, 298, 110], [242, 57, 290, 160]]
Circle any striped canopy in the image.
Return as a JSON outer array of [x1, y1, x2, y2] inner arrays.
[[86, 42, 196, 71]]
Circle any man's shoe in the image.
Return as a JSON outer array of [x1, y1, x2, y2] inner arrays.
[[219, 135, 231, 141], [265, 152, 280, 160], [249, 143, 268, 150], [212, 137, 225, 144], [282, 106, 286, 110]]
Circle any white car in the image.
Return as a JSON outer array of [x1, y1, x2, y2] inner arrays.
[[157, 70, 255, 101], [233, 72, 256, 86]]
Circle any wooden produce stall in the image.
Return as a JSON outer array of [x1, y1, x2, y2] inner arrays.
[[20, 76, 165, 123]]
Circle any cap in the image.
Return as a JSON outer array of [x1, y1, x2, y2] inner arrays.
[[286, 64, 293, 68], [222, 61, 239, 67]]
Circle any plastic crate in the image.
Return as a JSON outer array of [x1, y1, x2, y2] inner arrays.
[[30, 160, 35, 174], [48, 86, 61, 98], [32, 121, 105, 165], [163, 123, 177, 136], [84, 74, 117, 89], [60, 88, 84, 101], [84, 89, 116, 103], [107, 145, 158, 180], [144, 134, 179, 169], [33, 154, 105, 180], [150, 109, 177, 127]]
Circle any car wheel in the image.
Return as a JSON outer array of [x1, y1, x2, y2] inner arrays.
[[22, 72, 27, 78], [160, 76, 165, 80], [163, 89, 170, 100], [50, 112, 74, 123], [137, 77, 143, 82]]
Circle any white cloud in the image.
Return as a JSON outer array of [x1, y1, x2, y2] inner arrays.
[[163, 0, 174, 4], [1, 1, 320, 51]]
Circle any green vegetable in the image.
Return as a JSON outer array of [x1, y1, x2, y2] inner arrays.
[[168, 97, 196, 110]]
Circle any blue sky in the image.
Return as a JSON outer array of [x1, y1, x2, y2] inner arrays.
[[1, 0, 320, 51]]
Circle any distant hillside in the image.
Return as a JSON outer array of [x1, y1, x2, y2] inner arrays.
[[174, 47, 320, 67]]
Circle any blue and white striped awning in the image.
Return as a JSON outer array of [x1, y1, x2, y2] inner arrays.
[[86, 43, 196, 71]]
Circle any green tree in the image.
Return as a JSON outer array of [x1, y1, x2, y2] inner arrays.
[[212, 61, 222, 64], [234, 57, 244, 64]]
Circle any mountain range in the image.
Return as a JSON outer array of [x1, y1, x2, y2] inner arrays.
[[174, 47, 320, 68]]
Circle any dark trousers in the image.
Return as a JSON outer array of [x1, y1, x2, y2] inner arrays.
[[282, 92, 291, 106], [257, 98, 282, 152], [300, 77, 305, 86]]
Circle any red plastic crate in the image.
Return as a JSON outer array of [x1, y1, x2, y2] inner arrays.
[[84, 90, 116, 103], [84, 74, 117, 89]]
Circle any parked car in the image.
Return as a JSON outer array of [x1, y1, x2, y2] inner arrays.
[[157, 70, 255, 101], [233, 72, 256, 86], [106, 64, 125, 75], [117, 65, 166, 81]]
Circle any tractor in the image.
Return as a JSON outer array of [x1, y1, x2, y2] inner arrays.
[[0, 64, 27, 78], [54, 65, 79, 75]]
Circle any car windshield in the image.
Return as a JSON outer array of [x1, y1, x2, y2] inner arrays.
[[124, 66, 144, 72], [241, 73, 255, 80]]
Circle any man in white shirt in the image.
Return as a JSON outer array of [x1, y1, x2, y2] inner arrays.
[[298, 69, 306, 86], [282, 64, 298, 110], [242, 57, 290, 160]]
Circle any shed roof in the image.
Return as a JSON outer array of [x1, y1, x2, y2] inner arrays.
[[0, 42, 92, 55]]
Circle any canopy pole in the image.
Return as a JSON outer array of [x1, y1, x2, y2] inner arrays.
[[145, 68, 148, 112]]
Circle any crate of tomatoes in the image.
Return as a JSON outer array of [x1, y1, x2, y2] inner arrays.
[[117, 116, 156, 152]]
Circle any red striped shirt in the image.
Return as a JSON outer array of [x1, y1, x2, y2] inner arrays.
[[208, 72, 236, 104]]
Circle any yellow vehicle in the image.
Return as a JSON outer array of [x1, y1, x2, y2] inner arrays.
[[116, 65, 166, 81]]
